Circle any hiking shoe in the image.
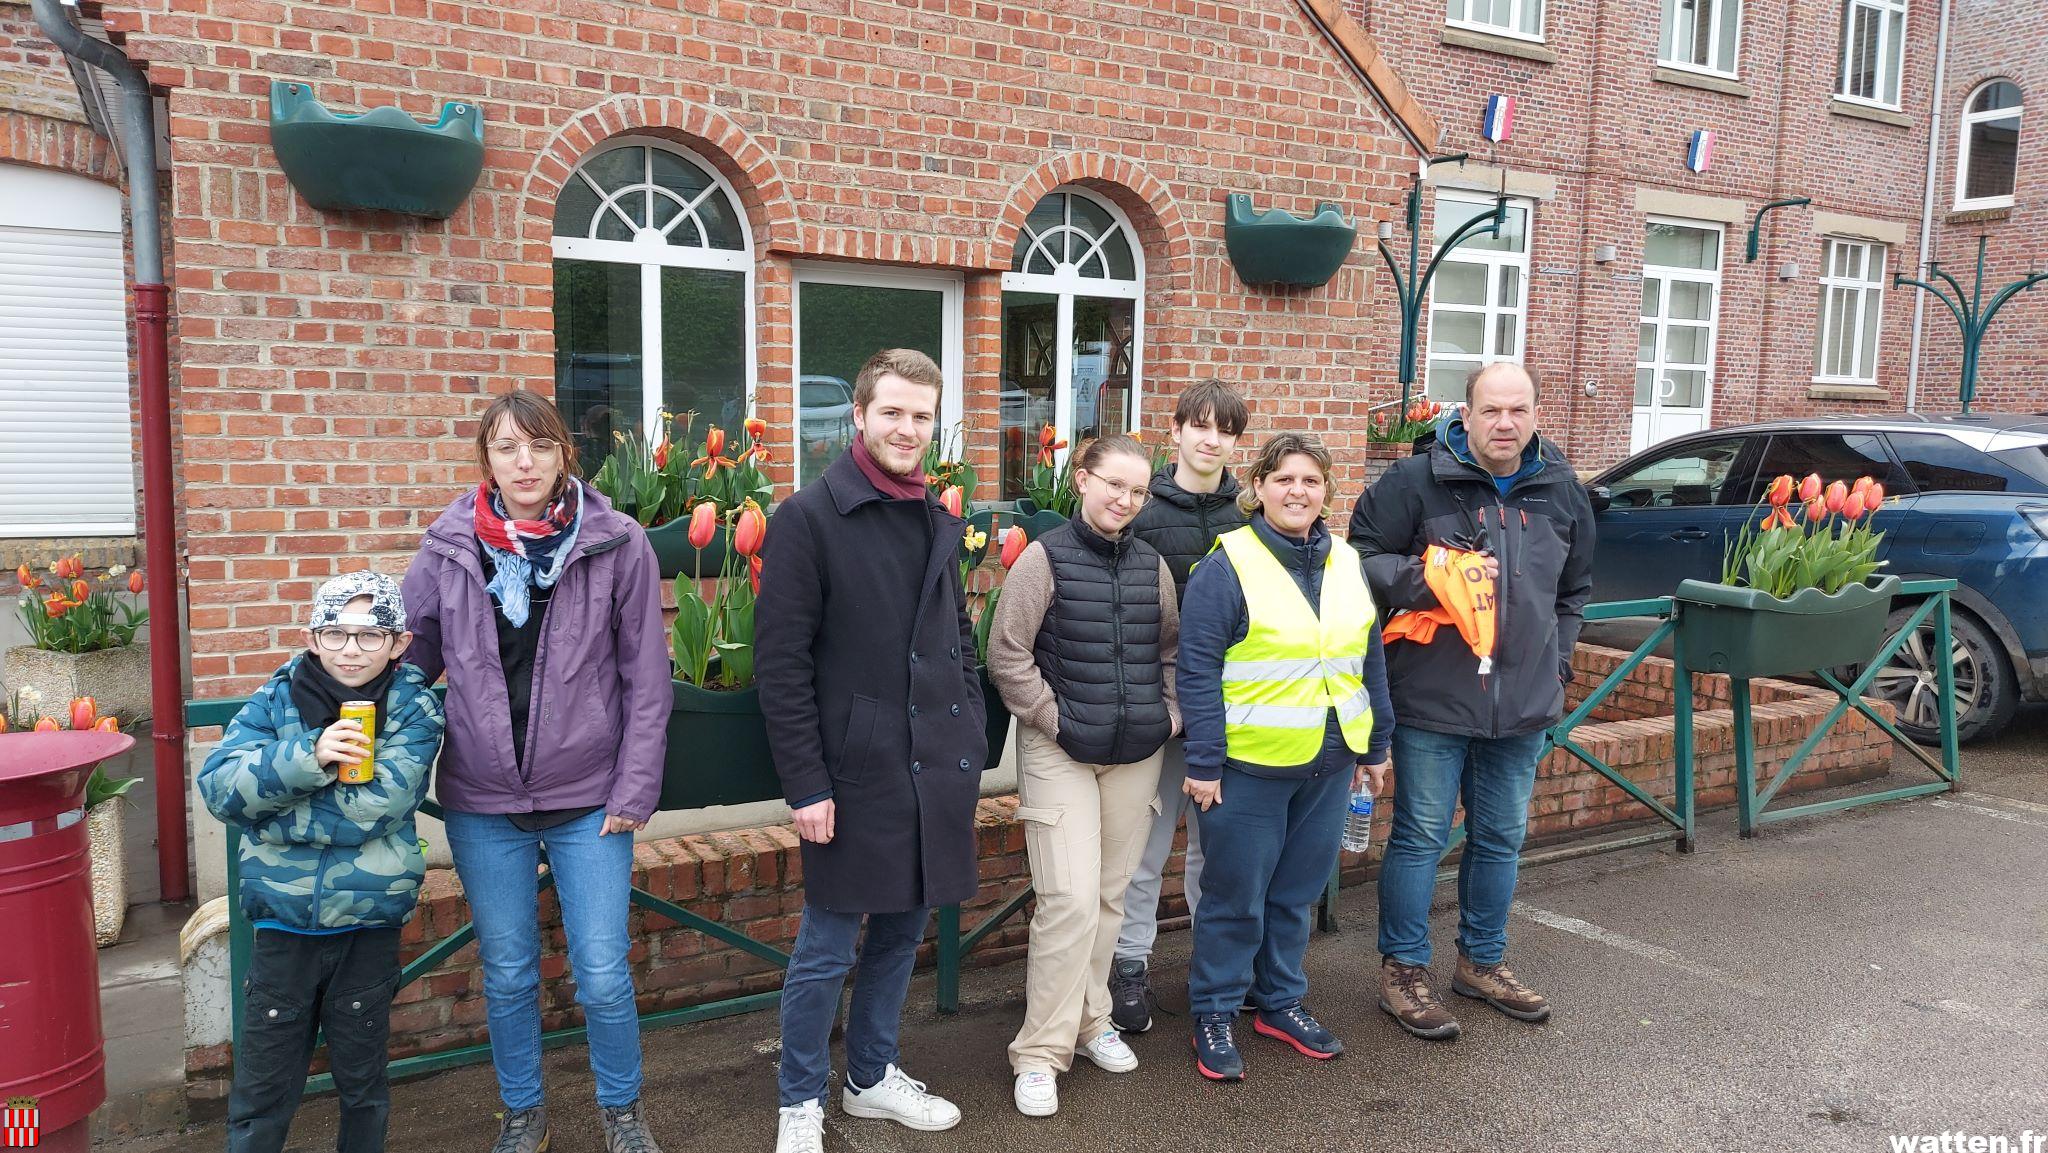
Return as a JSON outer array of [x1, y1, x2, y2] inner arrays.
[[598, 1101, 663, 1153], [1379, 959, 1462, 1041], [1453, 956, 1552, 1022], [774, 1099, 824, 1153], [841, 1064, 961, 1132], [1191, 1013, 1243, 1081], [1253, 1003, 1344, 1059], [1078, 1028, 1139, 1073], [491, 1106, 550, 1153], [1013, 1071, 1058, 1117], [1109, 957, 1155, 1033]]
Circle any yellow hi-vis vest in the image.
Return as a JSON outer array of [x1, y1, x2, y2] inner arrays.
[[1215, 526, 1378, 767]]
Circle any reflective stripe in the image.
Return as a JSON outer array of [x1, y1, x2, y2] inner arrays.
[[1334, 686, 1373, 723], [1224, 702, 1329, 729], [1223, 656, 1366, 682]]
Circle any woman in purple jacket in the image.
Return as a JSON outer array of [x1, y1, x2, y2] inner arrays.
[[403, 390, 671, 1153]]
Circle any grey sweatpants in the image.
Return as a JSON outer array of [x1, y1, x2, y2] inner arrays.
[[1113, 739, 1205, 962]]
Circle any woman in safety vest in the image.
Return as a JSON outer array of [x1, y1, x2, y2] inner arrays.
[[1174, 432, 1393, 1082]]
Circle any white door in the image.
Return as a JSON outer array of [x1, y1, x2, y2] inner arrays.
[[1633, 219, 1722, 454]]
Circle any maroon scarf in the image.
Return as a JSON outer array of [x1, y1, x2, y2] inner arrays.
[[852, 436, 929, 501]]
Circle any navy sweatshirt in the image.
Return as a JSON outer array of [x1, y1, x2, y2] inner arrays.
[[1178, 514, 1393, 783]]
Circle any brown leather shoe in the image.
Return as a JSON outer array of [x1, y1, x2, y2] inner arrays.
[[1378, 959, 1461, 1041], [1452, 956, 1551, 1022]]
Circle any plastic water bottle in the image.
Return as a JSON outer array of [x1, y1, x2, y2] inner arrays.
[[1341, 788, 1375, 853]]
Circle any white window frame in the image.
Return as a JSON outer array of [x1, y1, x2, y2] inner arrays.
[[1954, 79, 2023, 211], [1445, 0, 1545, 43], [1836, 0, 1908, 110], [999, 186, 1146, 470], [1635, 216, 1724, 451], [550, 136, 757, 436], [789, 263, 965, 489], [1659, 0, 1743, 79], [1813, 239, 1888, 386], [1423, 192, 1533, 403]]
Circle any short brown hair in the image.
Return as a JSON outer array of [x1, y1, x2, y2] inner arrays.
[[1237, 432, 1333, 518], [853, 348, 944, 409], [1069, 433, 1149, 481], [1173, 379, 1250, 437], [474, 389, 579, 490]]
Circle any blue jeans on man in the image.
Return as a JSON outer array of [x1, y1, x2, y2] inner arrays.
[[1376, 727, 1547, 967], [443, 808, 642, 1111], [776, 905, 930, 1106]]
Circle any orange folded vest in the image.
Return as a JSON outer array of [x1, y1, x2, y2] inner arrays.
[[1380, 544, 1498, 674]]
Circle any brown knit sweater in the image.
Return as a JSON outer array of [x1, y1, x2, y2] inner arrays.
[[987, 539, 1181, 744]]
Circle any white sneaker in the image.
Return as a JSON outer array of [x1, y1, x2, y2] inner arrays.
[[775, 1099, 825, 1153], [1078, 1028, 1140, 1073], [840, 1064, 961, 1132], [1013, 1070, 1059, 1117]]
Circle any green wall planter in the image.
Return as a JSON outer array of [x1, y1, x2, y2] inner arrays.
[[1008, 501, 1070, 543], [646, 520, 730, 581], [1223, 193, 1357, 288], [1674, 576, 1901, 679], [658, 669, 1012, 813], [269, 81, 484, 219]]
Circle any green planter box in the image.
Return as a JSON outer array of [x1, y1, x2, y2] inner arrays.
[[658, 669, 1012, 813], [268, 82, 484, 219], [1008, 502, 1069, 543], [645, 519, 730, 580], [1674, 576, 1901, 679], [1223, 192, 1357, 288]]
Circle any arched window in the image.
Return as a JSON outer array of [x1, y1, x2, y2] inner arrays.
[[998, 188, 1144, 499], [551, 138, 754, 472], [1955, 80, 2022, 210]]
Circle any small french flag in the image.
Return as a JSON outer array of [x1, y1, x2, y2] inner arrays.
[[1482, 95, 1516, 143], [1686, 129, 1715, 173]]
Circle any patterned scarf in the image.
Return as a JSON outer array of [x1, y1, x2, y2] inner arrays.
[[473, 480, 582, 627]]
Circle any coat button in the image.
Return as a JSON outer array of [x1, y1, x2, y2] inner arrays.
[[912, 761, 923, 774], [351, 1001, 362, 1010], [267, 1008, 279, 1018], [910, 705, 920, 718], [949, 646, 960, 659], [950, 704, 961, 716], [910, 652, 921, 664], [959, 758, 971, 770]]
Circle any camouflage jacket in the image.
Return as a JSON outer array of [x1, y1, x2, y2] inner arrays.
[[198, 655, 443, 931]]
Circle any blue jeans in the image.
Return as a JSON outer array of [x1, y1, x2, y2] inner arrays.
[[1185, 767, 1349, 1017], [443, 809, 641, 1110], [777, 904, 929, 1107], [1376, 727, 1547, 968]]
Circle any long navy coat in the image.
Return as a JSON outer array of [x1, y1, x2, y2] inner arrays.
[[754, 451, 988, 913]]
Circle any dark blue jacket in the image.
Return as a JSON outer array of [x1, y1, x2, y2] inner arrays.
[[1178, 514, 1393, 782]]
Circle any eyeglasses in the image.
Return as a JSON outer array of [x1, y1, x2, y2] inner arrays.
[[486, 438, 561, 461], [1084, 475, 1150, 506], [313, 628, 395, 654]]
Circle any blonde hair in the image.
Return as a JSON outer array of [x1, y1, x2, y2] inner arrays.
[[1237, 432, 1333, 518]]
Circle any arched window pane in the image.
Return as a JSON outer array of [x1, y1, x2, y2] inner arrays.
[[649, 147, 713, 200], [555, 176, 601, 238], [582, 147, 645, 196], [1069, 195, 1114, 246], [1102, 230, 1136, 281], [553, 143, 746, 249], [1972, 81, 2021, 113]]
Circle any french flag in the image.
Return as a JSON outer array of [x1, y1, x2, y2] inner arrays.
[[1482, 95, 1516, 143], [1687, 129, 1715, 173]]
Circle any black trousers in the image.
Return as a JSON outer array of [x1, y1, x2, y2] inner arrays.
[[227, 927, 401, 1153]]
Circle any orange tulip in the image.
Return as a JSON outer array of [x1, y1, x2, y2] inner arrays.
[[1841, 489, 1867, 520], [34, 717, 59, 732], [704, 426, 726, 460], [15, 563, 34, 588], [70, 579, 90, 602], [653, 440, 670, 470], [43, 594, 70, 619], [70, 697, 98, 731], [999, 526, 1029, 569], [1851, 475, 1874, 494], [940, 485, 964, 518], [1865, 481, 1885, 507], [687, 501, 718, 549], [0, 712, 8, 734], [744, 416, 768, 442], [96, 716, 121, 733], [1764, 474, 1794, 507], [1805, 496, 1828, 522], [1798, 474, 1823, 503], [1823, 480, 1848, 513], [58, 556, 83, 580], [748, 553, 763, 596], [128, 569, 145, 595], [733, 501, 767, 558], [1036, 424, 1067, 468]]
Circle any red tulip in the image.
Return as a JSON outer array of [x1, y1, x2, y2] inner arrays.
[[744, 417, 768, 442], [940, 485, 964, 518], [748, 553, 763, 595], [1851, 476, 1874, 494], [1765, 474, 1794, 508], [34, 717, 59, 732], [1865, 481, 1885, 507], [1036, 423, 1067, 468], [43, 594, 70, 619], [653, 440, 670, 470], [999, 526, 1028, 569], [59, 556, 83, 580], [687, 501, 718, 549], [70, 697, 97, 731], [128, 569, 145, 595], [0, 712, 9, 734], [96, 715, 120, 732], [733, 501, 767, 558], [1805, 496, 1828, 522], [704, 426, 726, 460], [1823, 480, 1848, 513], [747, 446, 773, 465], [70, 579, 90, 602], [1798, 474, 1823, 503], [1841, 489, 1868, 520], [15, 563, 34, 588]]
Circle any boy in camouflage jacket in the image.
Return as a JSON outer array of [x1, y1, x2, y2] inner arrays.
[[198, 571, 443, 1153]]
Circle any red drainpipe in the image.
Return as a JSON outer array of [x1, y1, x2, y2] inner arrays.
[[136, 282, 188, 902]]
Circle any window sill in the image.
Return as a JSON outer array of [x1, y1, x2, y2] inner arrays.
[[1827, 98, 1912, 128], [1808, 382, 1891, 402], [1440, 25, 1559, 64], [1652, 66, 1752, 99], [1948, 204, 2013, 223]]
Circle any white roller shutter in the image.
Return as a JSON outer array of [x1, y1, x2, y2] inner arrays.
[[0, 163, 135, 538]]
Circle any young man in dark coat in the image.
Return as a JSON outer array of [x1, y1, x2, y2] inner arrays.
[[755, 348, 987, 1153]]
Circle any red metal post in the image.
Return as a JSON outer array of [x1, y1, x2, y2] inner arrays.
[[134, 281, 188, 902]]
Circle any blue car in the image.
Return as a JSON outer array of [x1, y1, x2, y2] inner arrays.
[[1587, 414, 2048, 743]]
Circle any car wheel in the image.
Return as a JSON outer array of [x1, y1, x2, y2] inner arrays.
[[1866, 605, 2018, 745]]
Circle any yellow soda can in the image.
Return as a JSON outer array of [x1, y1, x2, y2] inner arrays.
[[336, 700, 377, 784]]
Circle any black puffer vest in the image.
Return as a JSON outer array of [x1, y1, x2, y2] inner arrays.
[[1032, 516, 1172, 765], [1130, 468, 1246, 598]]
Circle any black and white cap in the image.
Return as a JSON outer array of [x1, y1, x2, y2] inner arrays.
[[310, 571, 406, 632]]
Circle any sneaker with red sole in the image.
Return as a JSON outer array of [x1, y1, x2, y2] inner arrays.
[[1191, 1013, 1243, 1081], [1253, 1004, 1344, 1059]]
